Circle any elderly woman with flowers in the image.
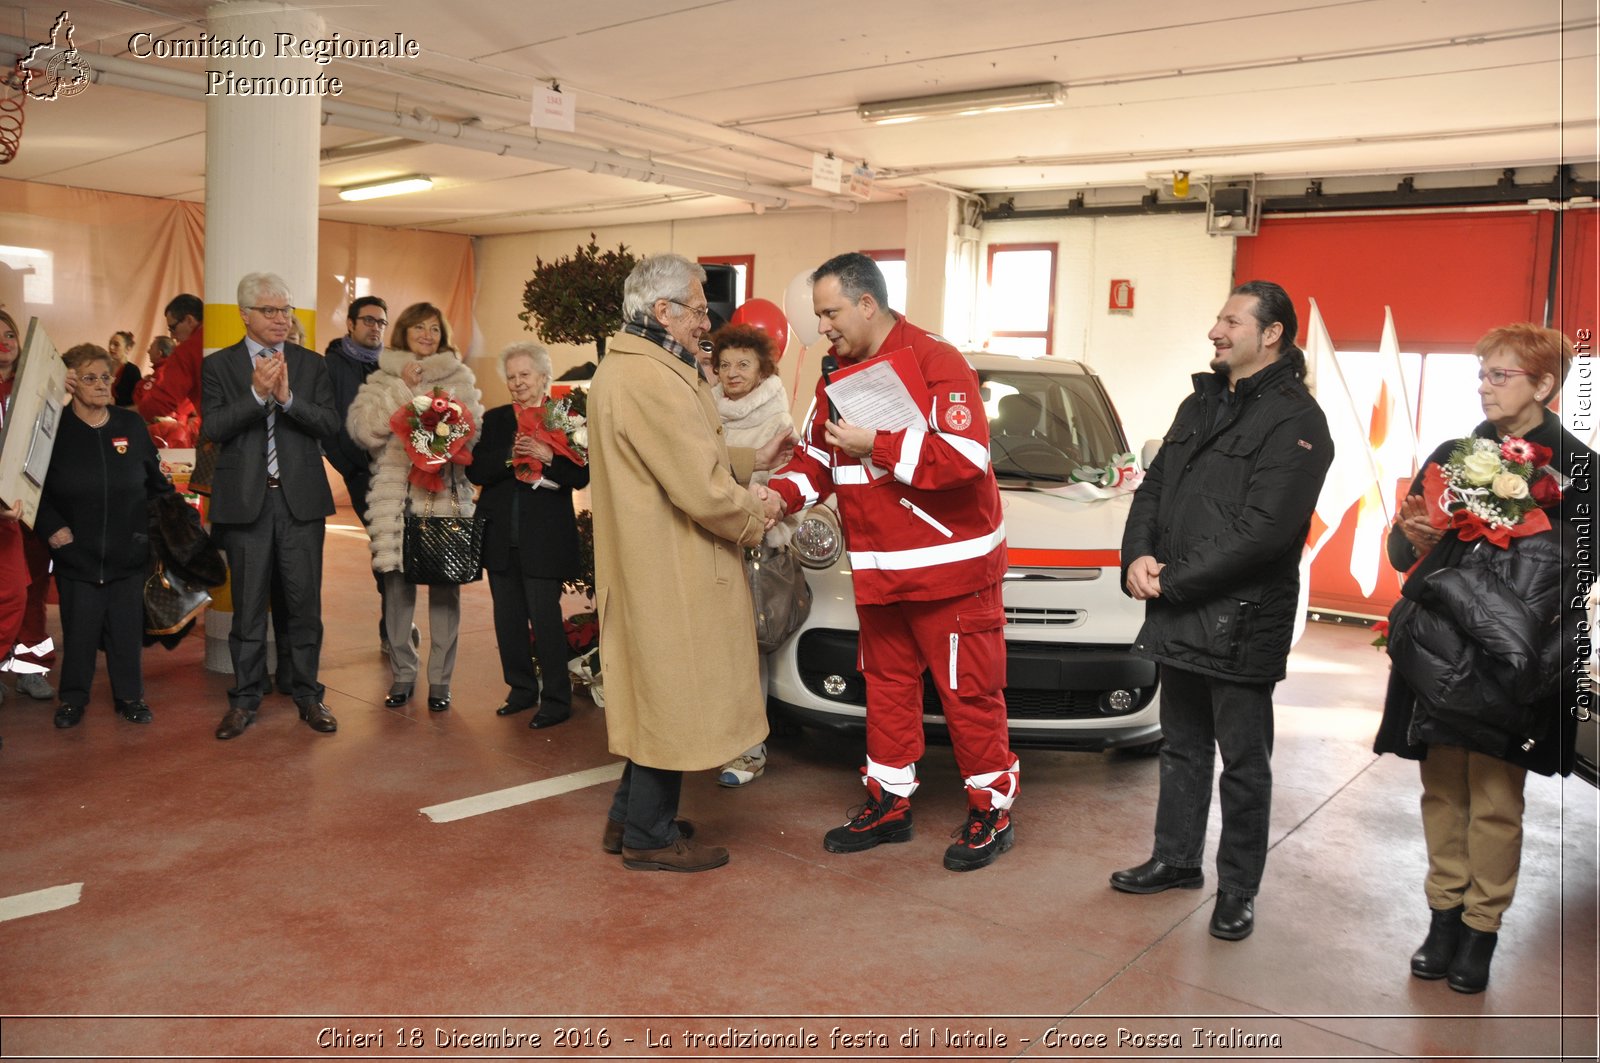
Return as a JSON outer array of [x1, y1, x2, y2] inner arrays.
[[347, 302, 483, 713], [1375, 323, 1593, 995]]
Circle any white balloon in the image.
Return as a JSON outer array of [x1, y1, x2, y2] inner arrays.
[[783, 269, 820, 347]]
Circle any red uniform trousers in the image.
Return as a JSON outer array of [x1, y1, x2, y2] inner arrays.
[[0, 519, 29, 660], [857, 583, 1016, 807], [10, 526, 55, 671]]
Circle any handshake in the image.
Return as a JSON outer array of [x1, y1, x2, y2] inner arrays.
[[748, 482, 786, 531]]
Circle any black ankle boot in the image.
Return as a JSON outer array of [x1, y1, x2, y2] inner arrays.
[[1446, 925, 1498, 994], [1410, 905, 1464, 979]]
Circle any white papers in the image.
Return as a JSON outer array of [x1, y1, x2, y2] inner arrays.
[[824, 360, 924, 432]]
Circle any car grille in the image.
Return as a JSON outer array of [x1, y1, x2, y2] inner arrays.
[[1004, 606, 1086, 627]]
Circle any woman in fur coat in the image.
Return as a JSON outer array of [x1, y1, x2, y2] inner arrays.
[[708, 324, 798, 788], [347, 302, 483, 712]]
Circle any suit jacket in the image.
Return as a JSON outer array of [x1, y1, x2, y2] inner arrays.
[[201, 340, 340, 524], [466, 403, 590, 578]]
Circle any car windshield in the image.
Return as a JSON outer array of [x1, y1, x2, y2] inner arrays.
[[980, 369, 1128, 482]]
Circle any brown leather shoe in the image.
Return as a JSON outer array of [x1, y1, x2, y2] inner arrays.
[[215, 706, 256, 740], [621, 836, 728, 872], [602, 818, 695, 855], [295, 700, 338, 733]]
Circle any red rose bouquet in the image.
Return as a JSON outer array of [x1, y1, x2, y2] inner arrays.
[[388, 387, 476, 492], [1421, 435, 1560, 549], [510, 389, 588, 484]]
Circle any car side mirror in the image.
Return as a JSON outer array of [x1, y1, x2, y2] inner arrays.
[[1140, 438, 1161, 469]]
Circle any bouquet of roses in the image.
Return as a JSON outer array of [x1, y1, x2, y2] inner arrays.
[[1422, 435, 1561, 548], [388, 387, 476, 492], [510, 389, 588, 484]]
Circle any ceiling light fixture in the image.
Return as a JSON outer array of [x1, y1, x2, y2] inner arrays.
[[858, 82, 1065, 125], [337, 174, 433, 202]]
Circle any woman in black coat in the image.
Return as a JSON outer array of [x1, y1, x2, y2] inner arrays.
[[1375, 323, 1593, 994], [32, 344, 174, 728], [466, 343, 590, 729]]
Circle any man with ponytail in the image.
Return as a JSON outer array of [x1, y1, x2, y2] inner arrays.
[[1111, 280, 1333, 941]]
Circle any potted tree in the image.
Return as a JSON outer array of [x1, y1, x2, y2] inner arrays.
[[519, 234, 637, 360]]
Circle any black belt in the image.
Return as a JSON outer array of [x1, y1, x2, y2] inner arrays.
[[265, 475, 282, 488]]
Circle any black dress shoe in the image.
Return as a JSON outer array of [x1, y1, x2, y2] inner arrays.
[[1110, 857, 1204, 894], [494, 702, 531, 716], [529, 707, 571, 729], [296, 700, 338, 733], [1411, 905, 1464, 979], [53, 703, 85, 729], [1209, 892, 1255, 940], [114, 699, 153, 724], [1446, 926, 1497, 994], [383, 686, 413, 708], [427, 693, 451, 712], [215, 706, 256, 740]]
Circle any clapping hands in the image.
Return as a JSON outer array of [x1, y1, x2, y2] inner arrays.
[[252, 351, 289, 404]]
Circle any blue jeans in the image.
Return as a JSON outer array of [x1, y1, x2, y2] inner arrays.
[[1152, 665, 1276, 897]]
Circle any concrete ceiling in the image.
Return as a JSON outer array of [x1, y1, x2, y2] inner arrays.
[[2, 0, 1595, 235]]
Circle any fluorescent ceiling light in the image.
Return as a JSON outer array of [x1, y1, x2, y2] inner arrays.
[[338, 174, 433, 201], [858, 83, 1065, 124]]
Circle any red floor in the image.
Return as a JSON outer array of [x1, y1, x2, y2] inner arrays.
[[0, 506, 1596, 1062]]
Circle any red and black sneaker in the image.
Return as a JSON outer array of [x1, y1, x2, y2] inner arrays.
[[823, 777, 913, 853], [943, 806, 1013, 871]]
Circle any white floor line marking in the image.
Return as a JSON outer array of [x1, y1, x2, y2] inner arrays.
[[421, 761, 626, 823], [0, 883, 83, 923]]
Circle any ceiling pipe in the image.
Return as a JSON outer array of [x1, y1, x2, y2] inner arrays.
[[1, 35, 857, 213]]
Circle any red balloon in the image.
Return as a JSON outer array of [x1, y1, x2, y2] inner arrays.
[[728, 298, 790, 361]]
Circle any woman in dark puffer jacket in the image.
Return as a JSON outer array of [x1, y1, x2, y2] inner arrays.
[[1376, 323, 1593, 995]]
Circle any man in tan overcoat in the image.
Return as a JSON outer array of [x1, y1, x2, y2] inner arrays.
[[589, 254, 774, 872]]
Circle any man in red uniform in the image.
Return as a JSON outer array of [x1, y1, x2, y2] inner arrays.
[[762, 252, 1018, 871], [136, 293, 203, 426]]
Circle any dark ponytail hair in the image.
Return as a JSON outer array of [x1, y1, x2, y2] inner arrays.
[[1230, 280, 1304, 380]]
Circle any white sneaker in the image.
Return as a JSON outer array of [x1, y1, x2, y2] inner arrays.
[[16, 673, 55, 700], [718, 743, 768, 787]]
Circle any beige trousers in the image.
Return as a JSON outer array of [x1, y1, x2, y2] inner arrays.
[[1419, 744, 1528, 932]]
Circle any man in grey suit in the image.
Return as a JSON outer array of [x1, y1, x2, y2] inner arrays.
[[202, 272, 342, 740]]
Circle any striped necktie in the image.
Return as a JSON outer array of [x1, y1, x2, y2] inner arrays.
[[261, 349, 280, 478]]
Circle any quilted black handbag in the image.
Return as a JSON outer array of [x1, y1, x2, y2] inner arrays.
[[402, 476, 484, 585]]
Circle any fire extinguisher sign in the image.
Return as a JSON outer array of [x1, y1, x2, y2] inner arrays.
[[1109, 279, 1135, 312]]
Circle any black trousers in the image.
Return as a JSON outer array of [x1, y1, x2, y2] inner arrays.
[[1152, 664, 1277, 897], [216, 488, 325, 709], [56, 572, 145, 708], [487, 555, 571, 713], [607, 761, 684, 850]]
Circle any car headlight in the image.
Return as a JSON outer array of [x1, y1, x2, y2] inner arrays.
[[792, 506, 843, 569]]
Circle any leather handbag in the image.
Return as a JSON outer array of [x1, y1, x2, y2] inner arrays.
[[144, 561, 212, 636], [744, 543, 811, 653], [186, 437, 218, 496], [402, 477, 485, 585]]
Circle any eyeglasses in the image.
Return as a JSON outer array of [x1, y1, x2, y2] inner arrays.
[[355, 315, 388, 328], [669, 299, 712, 322], [247, 305, 296, 320], [78, 372, 113, 384], [1478, 367, 1535, 386]]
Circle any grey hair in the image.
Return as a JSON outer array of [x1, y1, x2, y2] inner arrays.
[[237, 271, 291, 308], [500, 341, 552, 382], [622, 254, 706, 321]]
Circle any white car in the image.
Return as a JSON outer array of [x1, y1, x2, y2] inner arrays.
[[768, 352, 1162, 751]]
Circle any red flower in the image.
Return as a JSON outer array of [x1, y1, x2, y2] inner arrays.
[[430, 396, 451, 415], [1372, 620, 1389, 637], [419, 408, 442, 428], [1528, 441, 1553, 468], [1530, 472, 1563, 507], [1500, 437, 1535, 464]]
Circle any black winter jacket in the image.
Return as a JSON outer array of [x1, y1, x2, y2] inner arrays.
[[1375, 412, 1594, 776], [1121, 357, 1334, 682], [323, 338, 380, 483], [33, 405, 173, 584]]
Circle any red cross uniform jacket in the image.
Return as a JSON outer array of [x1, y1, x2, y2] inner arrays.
[[769, 316, 1006, 606]]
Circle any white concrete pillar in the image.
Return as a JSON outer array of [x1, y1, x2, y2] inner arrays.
[[200, 0, 323, 672], [904, 187, 980, 345]]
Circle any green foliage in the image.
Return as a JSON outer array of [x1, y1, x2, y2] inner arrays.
[[519, 234, 637, 357]]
